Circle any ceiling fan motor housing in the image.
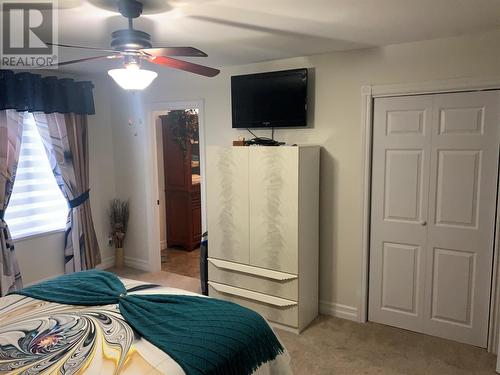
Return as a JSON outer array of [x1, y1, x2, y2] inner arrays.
[[118, 0, 143, 19], [112, 0, 151, 51], [111, 29, 152, 51]]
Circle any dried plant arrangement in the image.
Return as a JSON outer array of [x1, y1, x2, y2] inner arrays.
[[109, 199, 129, 267]]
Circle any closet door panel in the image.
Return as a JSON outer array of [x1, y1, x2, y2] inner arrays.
[[249, 147, 299, 274], [423, 91, 500, 347], [369, 95, 433, 331], [207, 147, 249, 264]]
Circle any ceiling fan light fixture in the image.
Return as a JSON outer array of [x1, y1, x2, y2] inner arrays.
[[108, 64, 158, 90], [50, 0, 219, 80]]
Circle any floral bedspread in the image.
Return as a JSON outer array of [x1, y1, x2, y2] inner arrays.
[[0, 278, 292, 375]]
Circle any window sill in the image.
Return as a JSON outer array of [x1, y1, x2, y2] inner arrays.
[[12, 228, 66, 243]]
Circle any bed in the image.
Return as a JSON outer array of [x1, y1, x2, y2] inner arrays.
[[0, 275, 292, 375]]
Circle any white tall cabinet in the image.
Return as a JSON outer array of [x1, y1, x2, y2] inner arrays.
[[207, 145, 320, 332]]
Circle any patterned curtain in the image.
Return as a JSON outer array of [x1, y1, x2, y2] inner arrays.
[[33, 112, 100, 272], [0, 110, 24, 295]]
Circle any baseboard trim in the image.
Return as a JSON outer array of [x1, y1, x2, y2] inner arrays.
[[124, 256, 150, 271], [96, 256, 115, 270], [160, 240, 167, 250], [319, 300, 359, 322]]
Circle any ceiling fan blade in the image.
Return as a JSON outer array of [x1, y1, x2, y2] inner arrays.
[[148, 56, 220, 77], [46, 42, 118, 54], [141, 47, 208, 57], [56, 55, 121, 66]]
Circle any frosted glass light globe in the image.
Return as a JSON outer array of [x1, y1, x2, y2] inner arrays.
[[108, 64, 158, 90]]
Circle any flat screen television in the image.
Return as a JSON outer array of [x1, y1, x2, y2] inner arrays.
[[231, 68, 308, 128]]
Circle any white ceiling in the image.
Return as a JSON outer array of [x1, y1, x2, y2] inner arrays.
[[47, 0, 500, 74]]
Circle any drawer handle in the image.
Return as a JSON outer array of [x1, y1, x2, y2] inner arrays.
[[208, 258, 298, 281], [209, 282, 298, 308]]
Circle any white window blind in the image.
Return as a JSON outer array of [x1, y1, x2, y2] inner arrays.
[[4, 113, 68, 239]]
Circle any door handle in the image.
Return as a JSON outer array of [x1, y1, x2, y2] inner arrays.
[[420, 220, 427, 226]]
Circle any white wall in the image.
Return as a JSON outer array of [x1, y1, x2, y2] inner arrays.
[[88, 79, 117, 265], [15, 232, 66, 285], [14, 77, 116, 285], [107, 91, 151, 270], [107, 29, 500, 317]]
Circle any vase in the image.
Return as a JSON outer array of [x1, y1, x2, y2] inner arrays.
[[115, 247, 124, 268]]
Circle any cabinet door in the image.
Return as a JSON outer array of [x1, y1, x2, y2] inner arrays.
[[249, 147, 299, 274], [166, 191, 190, 248], [207, 147, 249, 263]]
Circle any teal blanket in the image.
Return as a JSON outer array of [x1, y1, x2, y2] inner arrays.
[[12, 270, 283, 375]]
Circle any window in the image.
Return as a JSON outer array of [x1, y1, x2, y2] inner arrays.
[[4, 113, 68, 239]]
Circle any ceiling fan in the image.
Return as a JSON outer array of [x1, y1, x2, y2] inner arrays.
[[51, 0, 220, 90]]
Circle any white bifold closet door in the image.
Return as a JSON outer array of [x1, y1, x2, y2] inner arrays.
[[369, 91, 500, 347]]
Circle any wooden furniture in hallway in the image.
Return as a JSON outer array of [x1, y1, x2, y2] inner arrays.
[[161, 112, 201, 251]]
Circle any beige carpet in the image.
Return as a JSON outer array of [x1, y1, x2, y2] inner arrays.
[[161, 247, 200, 278], [108, 267, 497, 375], [279, 315, 496, 375]]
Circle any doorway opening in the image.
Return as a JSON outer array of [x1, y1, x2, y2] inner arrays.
[[156, 108, 202, 281]]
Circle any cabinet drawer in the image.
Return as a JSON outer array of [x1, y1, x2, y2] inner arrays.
[[209, 282, 298, 328], [208, 258, 298, 300]]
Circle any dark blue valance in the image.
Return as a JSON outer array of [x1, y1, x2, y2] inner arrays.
[[0, 70, 95, 115]]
